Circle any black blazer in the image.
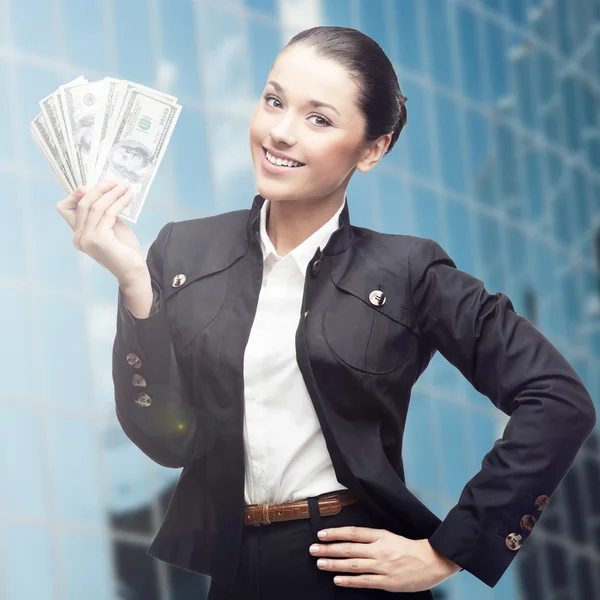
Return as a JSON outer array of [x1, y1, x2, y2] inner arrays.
[[112, 194, 596, 592]]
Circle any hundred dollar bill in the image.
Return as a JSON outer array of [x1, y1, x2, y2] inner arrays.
[[31, 124, 72, 195], [88, 78, 178, 187], [39, 75, 86, 189], [87, 78, 125, 187], [113, 81, 178, 128], [93, 88, 182, 223], [31, 112, 74, 194], [121, 79, 178, 104], [60, 79, 109, 187]]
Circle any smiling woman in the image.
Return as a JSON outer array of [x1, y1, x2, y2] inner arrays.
[[248, 29, 407, 236], [104, 22, 596, 600]]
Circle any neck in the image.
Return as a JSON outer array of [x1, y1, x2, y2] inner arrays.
[[266, 192, 346, 257]]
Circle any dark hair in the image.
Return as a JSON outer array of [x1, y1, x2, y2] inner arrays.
[[279, 26, 407, 157]]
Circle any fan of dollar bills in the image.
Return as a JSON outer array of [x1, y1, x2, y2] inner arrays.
[[31, 75, 182, 224]]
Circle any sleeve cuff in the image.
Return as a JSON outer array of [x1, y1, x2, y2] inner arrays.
[[428, 511, 523, 588], [117, 280, 172, 385]]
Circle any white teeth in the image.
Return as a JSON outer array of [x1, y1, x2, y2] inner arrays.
[[265, 149, 304, 168]]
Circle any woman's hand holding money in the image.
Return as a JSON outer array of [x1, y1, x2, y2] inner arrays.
[[56, 180, 148, 289]]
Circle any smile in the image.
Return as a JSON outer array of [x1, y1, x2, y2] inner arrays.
[[262, 146, 305, 169]]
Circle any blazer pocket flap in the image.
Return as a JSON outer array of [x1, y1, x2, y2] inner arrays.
[[161, 239, 247, 303], [328, 263, 415, 332]]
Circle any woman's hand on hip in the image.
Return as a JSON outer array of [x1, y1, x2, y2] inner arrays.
[[308, 526, 462, 593]]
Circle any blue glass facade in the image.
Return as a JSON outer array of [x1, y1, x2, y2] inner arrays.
[[0, 1, 598, 599]]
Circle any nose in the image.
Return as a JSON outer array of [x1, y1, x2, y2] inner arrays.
[[269, 114, 297, 147]]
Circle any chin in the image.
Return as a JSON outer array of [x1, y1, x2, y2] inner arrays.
[[255, 179, 297, 202]]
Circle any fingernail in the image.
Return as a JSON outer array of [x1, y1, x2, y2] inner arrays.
[[309, 545, 319, 553], [318, 531, 327, 538]]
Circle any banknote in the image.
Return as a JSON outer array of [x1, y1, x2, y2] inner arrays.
[[93, 88, 181, 223], [60, 79, 109, 187], [88, 78, 179, 185], [87, 78, 126, 187], [31, 76, 181, 221], [39, 75, 86, 189], [31, 112, 73, 194]]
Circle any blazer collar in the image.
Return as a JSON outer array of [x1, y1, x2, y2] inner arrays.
[[162, 194, 357, 304], [246, 194, 356, 256]]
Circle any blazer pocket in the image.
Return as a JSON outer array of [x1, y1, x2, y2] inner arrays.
[[322, 290, 417, 374], [167, 269, 229, 354]]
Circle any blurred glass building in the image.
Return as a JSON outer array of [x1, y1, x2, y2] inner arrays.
[[0, 0, 598, 599]]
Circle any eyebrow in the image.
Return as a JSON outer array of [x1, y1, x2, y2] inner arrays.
[[266, 80, 341, 117]]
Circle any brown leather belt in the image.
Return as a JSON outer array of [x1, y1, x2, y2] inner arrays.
[[244, 489, 360, 526]]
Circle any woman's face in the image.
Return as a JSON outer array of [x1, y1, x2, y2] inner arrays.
[[249, 44, 387, 204]]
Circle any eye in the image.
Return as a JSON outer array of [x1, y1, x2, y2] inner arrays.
[[263, 94, 333, 127]]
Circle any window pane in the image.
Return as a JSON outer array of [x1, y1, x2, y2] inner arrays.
[[114, 0, 154, 86], [392, 0, 422, 72], [446, 197, 475, 274], [412, 184, 442, 242], [400, 80, 434, 179], [159, 0, 201, 99], [425, 0, 454, 88], [465, 107, 495, 206], [358, 0, 389, 50], [484, 19, 509, 102], [457, 6, 483, 101], [434, 93, 466, 194]]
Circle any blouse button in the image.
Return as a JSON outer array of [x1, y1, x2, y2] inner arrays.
[[535, 495, 549, 511]]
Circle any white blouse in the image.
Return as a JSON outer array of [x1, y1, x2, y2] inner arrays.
[[243, 197, 349, 506]]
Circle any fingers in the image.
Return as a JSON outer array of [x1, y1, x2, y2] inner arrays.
[[56, 187, 87, 230], [74, 180, 120, 239], [97, 186, 136, 233], [79, 181, 131, 238]]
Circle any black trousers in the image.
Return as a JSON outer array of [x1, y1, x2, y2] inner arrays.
[[206, 494, 436, 599]]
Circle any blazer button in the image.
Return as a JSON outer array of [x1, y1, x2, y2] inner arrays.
[[126, 353, 142, 368], [172, 273, 187, 287], [505, 533, 522, 551], [132, 374, 146, 387], [134, 392, 152, 407], [535, 495, 549, 511], [311, 259, 321, 275], [520, 514, 537, 532], [369, 290, 386, 306]]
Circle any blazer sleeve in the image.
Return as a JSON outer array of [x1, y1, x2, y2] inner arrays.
[[112, 221, 210, 469], [408, 237, 596, 588]]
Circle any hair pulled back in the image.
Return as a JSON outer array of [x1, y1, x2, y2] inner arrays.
[[280, 26, 407, 157]]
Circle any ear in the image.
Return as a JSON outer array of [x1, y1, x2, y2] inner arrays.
[[356, 133, 392, 173]]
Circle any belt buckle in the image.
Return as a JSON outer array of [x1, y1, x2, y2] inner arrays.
[[245, 503, 262, 527]]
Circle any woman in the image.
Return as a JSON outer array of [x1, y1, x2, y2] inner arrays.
[[57, 26, 596, 600]]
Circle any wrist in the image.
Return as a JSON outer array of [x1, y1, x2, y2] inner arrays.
[[424, 539, 462, 576], [119, 267, 151, 294]]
